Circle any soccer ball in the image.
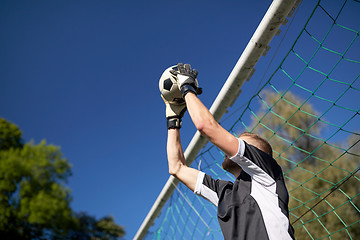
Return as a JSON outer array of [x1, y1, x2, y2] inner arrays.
[[159, 65, 183, 104]]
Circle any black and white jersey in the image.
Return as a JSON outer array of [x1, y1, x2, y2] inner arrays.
[[194, 138, 295, 240]]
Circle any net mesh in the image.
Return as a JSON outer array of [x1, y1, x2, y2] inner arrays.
[[145, 0, 360, 239]]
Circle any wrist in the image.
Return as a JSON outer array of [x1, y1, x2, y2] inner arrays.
[[180, 84, 197, 98], [167, 117, 182, 129]]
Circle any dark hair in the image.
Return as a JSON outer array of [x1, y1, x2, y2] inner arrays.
[[239, 132, 273, 157]]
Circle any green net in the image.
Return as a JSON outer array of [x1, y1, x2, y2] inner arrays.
[[145, 0, 360, 239]]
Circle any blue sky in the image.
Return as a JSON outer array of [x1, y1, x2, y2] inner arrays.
[[1, 0, 358, 239]]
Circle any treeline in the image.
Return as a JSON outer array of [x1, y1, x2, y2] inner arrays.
[[0, 118, 125, 239]]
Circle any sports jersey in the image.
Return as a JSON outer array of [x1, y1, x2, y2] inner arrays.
[[194, 138, 295, 240]]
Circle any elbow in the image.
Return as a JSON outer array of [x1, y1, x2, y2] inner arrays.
[[168, 168, 177, 176], [194, 118, 217, 138], [168, 163, 182, 177], [193, 115, 208, 133], [194, 118, 206, 133]]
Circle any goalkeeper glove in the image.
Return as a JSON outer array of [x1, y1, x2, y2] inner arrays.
[[161, 95, 187, 129], [170, 63, 202, 98]]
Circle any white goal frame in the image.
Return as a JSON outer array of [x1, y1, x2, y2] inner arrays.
[[134, 0, 298, 239]]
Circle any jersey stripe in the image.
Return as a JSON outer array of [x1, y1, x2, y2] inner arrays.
[[194, 171, 219, 206]]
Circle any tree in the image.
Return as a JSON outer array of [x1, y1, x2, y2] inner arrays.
[[0, 118, 23, 150], [249, 90, 360, 239], [248, 90, 323, 169], [0, 118, 125, 239], [69, 212, 125, 240]]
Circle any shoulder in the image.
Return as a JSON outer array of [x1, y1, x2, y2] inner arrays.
[[230, 138, 282, 184], [244, 142, 283, 179], [196, 172, 233, 192], [194, 172, 233, 206]]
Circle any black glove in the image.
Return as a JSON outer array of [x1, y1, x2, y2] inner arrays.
[[170, 63, 202, 98]]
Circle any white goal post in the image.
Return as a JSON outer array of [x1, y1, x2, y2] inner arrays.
[[134, 0, 298, 239]]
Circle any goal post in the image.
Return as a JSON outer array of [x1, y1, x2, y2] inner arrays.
[[134, 0, 298, 239]]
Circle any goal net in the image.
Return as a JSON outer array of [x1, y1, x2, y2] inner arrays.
[[141, 0, 360, 239]]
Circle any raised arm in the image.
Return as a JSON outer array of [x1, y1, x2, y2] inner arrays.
[[184, 93, 239, 157], [167, 128, 199, 191], [159, 66, 199, 191], [174, 63, 239, 158]]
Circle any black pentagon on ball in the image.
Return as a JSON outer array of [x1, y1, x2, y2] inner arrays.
[[163, 78, 173, 91]]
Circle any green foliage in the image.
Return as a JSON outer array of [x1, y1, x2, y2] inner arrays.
[[0, 139, 72, 238], [96, 215, 126, 239], [0, 118, 125, 239], [68, 213, 125, 239], [251, 91, 360, 239], [250, 90, 323, 168], [0, 118, 23, 151], [70, 213, 125, 240]]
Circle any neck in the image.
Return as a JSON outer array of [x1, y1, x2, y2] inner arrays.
[[232, 169, 242, 179]]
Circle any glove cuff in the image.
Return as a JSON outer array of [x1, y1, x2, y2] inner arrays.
[[180, 84, 197, 98], [167, 117, 182, 129]]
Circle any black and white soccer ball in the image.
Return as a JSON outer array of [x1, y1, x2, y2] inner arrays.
[[159, 65, 200, 103], [159, 65, 183, 104]]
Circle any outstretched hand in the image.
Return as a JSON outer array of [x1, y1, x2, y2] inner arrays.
[[161, 95, 187, 119], [161, 95, 186, 129], [170, 63, 202, 97]]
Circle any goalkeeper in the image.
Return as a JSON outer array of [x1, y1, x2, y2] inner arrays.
[[161, 63, 295, 240]]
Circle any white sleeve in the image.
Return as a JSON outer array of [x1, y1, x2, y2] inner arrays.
[[229, 138, 275, 186], [194, 171, 219, 206]]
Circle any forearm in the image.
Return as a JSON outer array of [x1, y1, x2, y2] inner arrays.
[[184, 92, 224, 144], [166, 128, 199, 191], [167, 129, 186, 175], [184, 92, 239, 157], [184, 93, 218, 134]]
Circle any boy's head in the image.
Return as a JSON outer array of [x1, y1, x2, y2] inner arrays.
[[239, 132, 273, 157]]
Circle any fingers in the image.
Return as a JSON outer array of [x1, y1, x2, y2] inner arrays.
[[177, 63, 185, 73], [177, 62, 198, 77], [184, 64, 191, 73]]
